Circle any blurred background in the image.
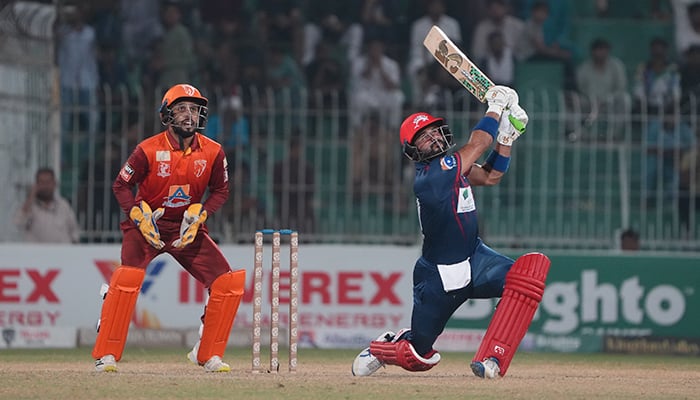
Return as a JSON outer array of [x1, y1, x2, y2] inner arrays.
[[2, 0, 699, 251]]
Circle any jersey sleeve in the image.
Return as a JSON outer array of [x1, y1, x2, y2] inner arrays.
[[427, 154, 462, 193], [112, 146, 149, 217], [202, 148, 229, 214]]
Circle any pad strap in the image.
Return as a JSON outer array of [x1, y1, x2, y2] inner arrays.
[[370, 339, 441, 372], [196, 270, 246, 364]]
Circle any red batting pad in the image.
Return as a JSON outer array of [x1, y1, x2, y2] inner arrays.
[[197, 270, 245, 364], [472, 252, 550, 376], [371, 339, 440, 372], [92, 266, 145, 361]]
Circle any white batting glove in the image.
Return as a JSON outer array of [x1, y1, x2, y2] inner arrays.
[[485, 86, 519, 116], [497, 103, 529, 146]]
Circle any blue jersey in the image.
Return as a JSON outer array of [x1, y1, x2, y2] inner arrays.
[[414, 152, 479, 265]]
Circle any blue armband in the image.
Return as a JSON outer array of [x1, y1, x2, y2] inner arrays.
[[485, 150, 510, 173], [473, 116, 499, 141]]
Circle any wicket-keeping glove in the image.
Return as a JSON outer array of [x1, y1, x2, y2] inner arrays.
[[172, 203, 207, 249], [130, 201, 165, 249], [497, 103, 529, 146], [485, 85, 519, 116]]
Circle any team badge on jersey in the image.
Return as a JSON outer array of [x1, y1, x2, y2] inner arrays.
[[119, 163, 134, 182], [194, 159, 207, 178], [157, 162, 171, 177], [164, 184, 192, 208], [440, 155, 457, 170]]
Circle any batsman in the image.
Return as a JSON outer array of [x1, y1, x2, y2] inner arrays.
[[93, 84, 245, 373], [352, 85, 550, 378]]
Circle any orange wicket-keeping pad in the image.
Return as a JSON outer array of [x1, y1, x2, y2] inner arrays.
[[92, 266, 145, 361], [197, 270, 246, 364], [472, 252, 550, 376]]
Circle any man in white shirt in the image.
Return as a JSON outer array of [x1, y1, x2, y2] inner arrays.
[[471, 0, 524, 63], [349, 36, 404, 129], [14, 167, 80, 243], [670, 0, 700, 57]]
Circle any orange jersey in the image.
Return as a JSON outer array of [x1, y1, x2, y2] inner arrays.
[[114, 131, 229, 222]]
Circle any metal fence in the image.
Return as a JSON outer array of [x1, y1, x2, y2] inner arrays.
[[6, 81, 700, 251], [0, 1, 59, 244]]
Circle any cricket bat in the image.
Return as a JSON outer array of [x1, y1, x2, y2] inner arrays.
[[423, 25, 494, 102]]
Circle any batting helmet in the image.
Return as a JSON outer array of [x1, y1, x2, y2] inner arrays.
[[399, 112, 454, 162], [159, 83, 209, 130]]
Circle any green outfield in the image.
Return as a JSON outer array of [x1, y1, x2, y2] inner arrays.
[[1, 347, 698, 400]]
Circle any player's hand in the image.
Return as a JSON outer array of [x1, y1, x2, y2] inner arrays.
[[485, 86, 518, 116], [497, 104, 528, 146], [172, 203, 207, 249], [130, 201, 165, 249]]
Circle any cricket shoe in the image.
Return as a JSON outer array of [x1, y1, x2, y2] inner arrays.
[[187, 341, 200, 365], [95, 354, 117, 372], [203, 356, 231, 372], [470, 357, 500, 379], [351, 331, 395, 376], [187, 341, 231, 372]]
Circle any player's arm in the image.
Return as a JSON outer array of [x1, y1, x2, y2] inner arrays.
[[113, 146, 149, 216], [455, 86, 516, 177], [469, 143, 512, 186], [454, 124, 496, 178], [202, 148, 229, 215], [113, 147, 166, 249], [470, 109, 520, 186], [470, 102, 529, 186]]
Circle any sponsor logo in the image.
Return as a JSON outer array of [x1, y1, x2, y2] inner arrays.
[[179, 270, 404, 306], [119, 163, 134, 182], [93, 260, 167, 329], [94, 260, 166, 296], [494, 345, 505, 355], [156, 151, 170, 161], [0, 269, 59, 303], [163, 185, 191, 208], [2, 328, 15, 346], [457, 186, 476, 213], [540, 271, 688, 335], [455, 270, 692, 337], [604, 336, 700, 356], [223, 158, 229, 182]]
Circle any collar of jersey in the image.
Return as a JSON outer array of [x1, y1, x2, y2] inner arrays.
[[162, 131, 201, 152]]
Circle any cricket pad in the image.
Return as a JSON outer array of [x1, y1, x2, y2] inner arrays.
[[371, 339, 441, 372], [197, 270, 245, 364], [472, 252, 550, 376], [92, 266, 145, 361]]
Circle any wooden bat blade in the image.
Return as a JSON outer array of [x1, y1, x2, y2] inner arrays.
[[423, 25, 494, 102]]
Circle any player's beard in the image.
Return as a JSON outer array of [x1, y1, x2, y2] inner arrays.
[[173, 125, 196, 138], [172, 118, 197, 138]]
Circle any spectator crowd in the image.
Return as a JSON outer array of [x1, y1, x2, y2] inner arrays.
[[42, 0, 700, 244]]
